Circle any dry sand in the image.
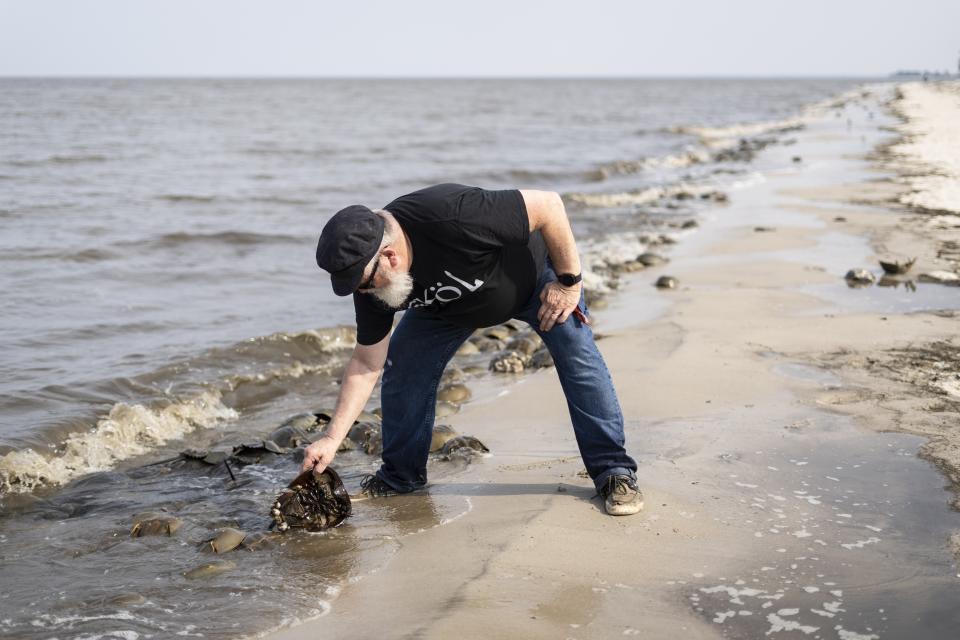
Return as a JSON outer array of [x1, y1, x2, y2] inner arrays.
[[271, 85, 960, 639]]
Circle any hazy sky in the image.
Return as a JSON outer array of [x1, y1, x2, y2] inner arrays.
[[1, 0, 958, 77]]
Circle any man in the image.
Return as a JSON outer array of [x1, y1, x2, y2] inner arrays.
[[302, 184, 642, 516]]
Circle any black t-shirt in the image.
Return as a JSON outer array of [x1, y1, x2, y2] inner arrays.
[[353, 183, 547, 345]]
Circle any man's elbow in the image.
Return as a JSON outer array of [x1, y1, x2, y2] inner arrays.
[[523, 189, 566, 231]]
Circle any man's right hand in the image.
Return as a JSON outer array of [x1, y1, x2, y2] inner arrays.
[[301, 435, 339, 473]]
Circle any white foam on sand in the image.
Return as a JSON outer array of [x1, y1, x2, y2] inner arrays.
[[888, 81, 960, 214]]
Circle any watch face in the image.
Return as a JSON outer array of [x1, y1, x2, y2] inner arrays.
[[558, 273, 581, 287]]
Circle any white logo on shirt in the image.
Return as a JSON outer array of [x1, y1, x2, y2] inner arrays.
[[408, 270, 484, 309]]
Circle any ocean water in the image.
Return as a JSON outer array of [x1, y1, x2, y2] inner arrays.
[[0, 78, 869, 638]]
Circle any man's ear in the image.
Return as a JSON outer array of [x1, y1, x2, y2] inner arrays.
[[382, 246, 399, 268]]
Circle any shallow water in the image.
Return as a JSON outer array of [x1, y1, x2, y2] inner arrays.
[[640, 408, 960, 639]]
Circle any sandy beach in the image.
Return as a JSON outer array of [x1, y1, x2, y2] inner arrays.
[[269, 82, 960, 639]]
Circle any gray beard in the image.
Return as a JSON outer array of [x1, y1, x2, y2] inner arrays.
[[372, 269, 414, 308]]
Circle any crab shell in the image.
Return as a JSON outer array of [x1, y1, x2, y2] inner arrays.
[[270, 467, 352, 533]]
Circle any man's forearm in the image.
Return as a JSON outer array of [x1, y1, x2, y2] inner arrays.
[[323, 356, 382, 444]]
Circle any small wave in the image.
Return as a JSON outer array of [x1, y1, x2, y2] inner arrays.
[[250, 195, 315, 206], [0, 391, 237, 494], [566, 181, 728, 208], [667, 117, 806, 147], [0, 247, 120, 263], [224, 359, 339, 390], [145, 230, 303, 248], [504, 167, 607, 184], [595, 149, 713, 178], [6, 154, 109, 167], [155, 194, 218, 203], [233, 327, 358, 357]]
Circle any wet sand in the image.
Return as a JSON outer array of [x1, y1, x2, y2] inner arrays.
[[271, 87, 960, 640]]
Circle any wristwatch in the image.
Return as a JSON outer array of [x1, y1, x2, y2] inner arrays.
[[557, 272, 582, 287]]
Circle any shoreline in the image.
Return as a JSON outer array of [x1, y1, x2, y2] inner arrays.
[[269, 83, 960, 639]]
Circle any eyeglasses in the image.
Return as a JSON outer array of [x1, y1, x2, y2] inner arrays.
[[358, 253, 382, 291]]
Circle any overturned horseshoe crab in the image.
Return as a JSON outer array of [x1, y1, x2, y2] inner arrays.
[[270, 467, 352, 532], [879, 257, 916, 275]]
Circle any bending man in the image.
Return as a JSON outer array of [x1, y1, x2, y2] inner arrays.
[[302, 184, 641, 516]]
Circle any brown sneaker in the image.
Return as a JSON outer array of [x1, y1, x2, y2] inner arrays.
[[600, 475, 644, 516]]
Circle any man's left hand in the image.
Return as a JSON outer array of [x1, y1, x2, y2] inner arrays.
[[538, 281, 586, 331]]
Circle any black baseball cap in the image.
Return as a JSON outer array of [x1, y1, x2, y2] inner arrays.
[[316, 204, 385, 296]]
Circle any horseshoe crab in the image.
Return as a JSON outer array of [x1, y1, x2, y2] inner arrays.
[[879, 257, 916, 275], [844, 268, 876, 287], [270, 467, 351, 532], [440, 435, 490, 458], [528, 348, 554, 369], [508, 334, 542, 357], [435, 401, 460, 418], [183, 559, 236, 580], [430, 424, 459, 453], [347, 421, 380, 451], [204, 527, 246, 554], [470, 336, 506, 352], [130, 514, 183, 537], [437, 383, 472, 404], [484, 326, 513, 341], [655, 275, 678, 289], [230, 441, 285, 465], [456, 341, 480, 356], [266, 424, 309, 449]]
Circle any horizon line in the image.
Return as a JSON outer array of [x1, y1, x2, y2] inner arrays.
[[0, 73, 891, 80]]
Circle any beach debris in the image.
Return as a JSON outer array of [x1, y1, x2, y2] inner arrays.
[[879, 257, 916, 275], [270, 467, 351, 532], [655, 275, 679, 289], [183, 560, 236, 580], [430, 424, 459, 453], [637, 252, 667, 267], [440, 435, 490, 458], [490, 350, 526, 373], [204, 527, 246, 554], [437, 383, 472, 404], [680, 220, 699, 229], [918, 270, 960, 285], [792, 155, 803, 163], [834, 216, 847, 222], [844, 269, 875, 287], [130, 514, 183, 538], [754, 226, 776, 232]]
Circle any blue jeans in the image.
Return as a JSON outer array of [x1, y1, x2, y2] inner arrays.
[[377, 262, 638, 493]]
